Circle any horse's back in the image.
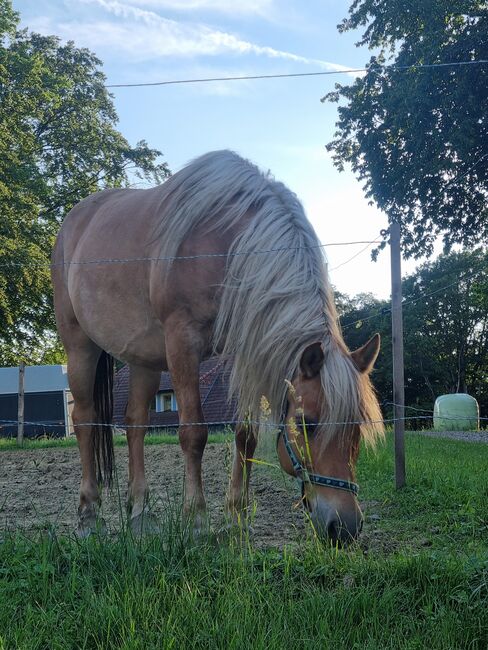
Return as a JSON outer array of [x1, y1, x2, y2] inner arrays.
[[55, 187, 158, 257], [52, 186, 169, 367]]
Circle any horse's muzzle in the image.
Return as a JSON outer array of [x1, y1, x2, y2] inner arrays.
[[308, 497, 363, 545]]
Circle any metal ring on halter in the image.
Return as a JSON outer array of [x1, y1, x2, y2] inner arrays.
[[277, 425, 359, 497]]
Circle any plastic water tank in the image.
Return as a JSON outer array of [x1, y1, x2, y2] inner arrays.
[[433, 393, 479, 431]]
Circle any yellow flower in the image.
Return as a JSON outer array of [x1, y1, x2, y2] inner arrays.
[[284, 379, 296, 400], [259, 395, 271, 418]]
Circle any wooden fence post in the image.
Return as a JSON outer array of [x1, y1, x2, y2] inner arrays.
[[17, 361, 25, 446], [389, 222, 406, 488]]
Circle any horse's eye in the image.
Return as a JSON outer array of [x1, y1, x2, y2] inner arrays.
[[297, 418, 318, 436]]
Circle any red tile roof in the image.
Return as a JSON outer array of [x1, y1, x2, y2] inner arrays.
[[113, 357, 237, 431]]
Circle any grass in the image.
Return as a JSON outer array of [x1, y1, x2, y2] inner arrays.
[[0, 430, 233, 452], [354, 433, 488, 554], [0, 432, 487, 649], [0, 531, 486, 650]]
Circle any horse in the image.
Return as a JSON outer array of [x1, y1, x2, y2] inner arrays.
[[51, 150, 384, 543]]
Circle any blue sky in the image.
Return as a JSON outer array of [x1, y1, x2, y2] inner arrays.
[[14, 0, 420, 298]]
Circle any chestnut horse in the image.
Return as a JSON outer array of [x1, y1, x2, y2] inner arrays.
[[52, 150, 383, 543]]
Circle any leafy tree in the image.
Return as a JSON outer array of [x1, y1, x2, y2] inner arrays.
[[337, 291, 393, 416], [338, 249, 488, 423], [400, 250, 488, 415], [324, 1, 488, 259], [0, 0, 169, 365]]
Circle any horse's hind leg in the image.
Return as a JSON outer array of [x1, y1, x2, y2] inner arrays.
[[226, 422, 257, 523], [125, 364, 161, 535], [65, 333, 105, 537]]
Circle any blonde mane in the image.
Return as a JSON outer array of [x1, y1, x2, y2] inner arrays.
[[156, 150, 383, 446]]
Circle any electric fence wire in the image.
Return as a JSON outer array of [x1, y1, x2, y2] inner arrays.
[[329, 236, 383, 272], [1, 411, 487, 431], [340, 259, 488, 331], [104, 59, 488, 89], [0, 239, 382, 269]]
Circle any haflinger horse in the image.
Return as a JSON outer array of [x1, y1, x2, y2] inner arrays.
[[52, 150, 384, 544]]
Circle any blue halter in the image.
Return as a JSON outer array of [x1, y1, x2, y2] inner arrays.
[[279, 425, 359, 497]]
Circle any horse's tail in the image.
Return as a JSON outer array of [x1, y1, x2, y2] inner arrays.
[[93, 350, 115, 487]]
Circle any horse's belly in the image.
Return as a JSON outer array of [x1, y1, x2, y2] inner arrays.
[[68, 267, 168, 370]]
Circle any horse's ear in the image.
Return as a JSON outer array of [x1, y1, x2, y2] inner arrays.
[[351, 333, 380, 374], [300, 342, 325, 379]]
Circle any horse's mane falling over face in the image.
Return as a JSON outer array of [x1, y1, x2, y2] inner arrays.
[[155, 150, 382, 446]]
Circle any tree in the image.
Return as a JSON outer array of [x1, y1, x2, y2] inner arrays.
[[324, 1, 488, 259], [338, 249, 488, 422], [0, 0, 170, 365], [336, 291, 392, 414], [400, 250, 488, 414]]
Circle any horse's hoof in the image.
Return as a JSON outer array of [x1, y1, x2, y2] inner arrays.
[[76, 516, 107, 539], [182, 511, 211, 542], [129, 511, 161, 536]]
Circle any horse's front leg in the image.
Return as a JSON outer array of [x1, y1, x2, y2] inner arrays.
[[166, 328, 208, 536], [125, 365, 161, 535], [226, 422, 257, 524]]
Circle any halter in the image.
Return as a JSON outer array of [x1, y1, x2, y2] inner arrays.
[[278, 425, 359, 497]]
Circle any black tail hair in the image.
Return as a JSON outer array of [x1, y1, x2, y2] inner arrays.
[[93, 350, 115, 487]]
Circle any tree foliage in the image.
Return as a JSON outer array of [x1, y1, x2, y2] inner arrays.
[[325, 1, 488, 258], [0, 0, 169, 365], [400, 250, 488, 409], [339, 249, 488, 421]]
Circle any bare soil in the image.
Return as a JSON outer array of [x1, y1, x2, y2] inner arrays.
[[0, 443, 308, 548], [1, 434, 484, 552]]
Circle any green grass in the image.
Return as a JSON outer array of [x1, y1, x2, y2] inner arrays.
[[0, 433, 487, 649], [0, 526, 486, 649], [0, 430, 233, 452], [355, 433, 488, 554]]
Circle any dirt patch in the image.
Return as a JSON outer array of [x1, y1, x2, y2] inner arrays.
[[0, 443, 396, 550], [414, 430, 488, 443], [0, 443, 308, 547]]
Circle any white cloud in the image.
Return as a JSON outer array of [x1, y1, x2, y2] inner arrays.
[[62, 0, 351, 72], [120, 0, 274, 15]]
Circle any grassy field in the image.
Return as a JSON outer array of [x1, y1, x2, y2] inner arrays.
[[0, 433, 487, 649], [0, 430, 232, 452]]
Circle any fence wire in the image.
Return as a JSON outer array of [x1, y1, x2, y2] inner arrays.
[[341, 260, 488, 330], [0, 239, 381, 269], [1, 410, 487, 432], [105, 59, 488, 89]]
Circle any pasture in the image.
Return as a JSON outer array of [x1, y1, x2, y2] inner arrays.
[[0, 433, 487, 649]]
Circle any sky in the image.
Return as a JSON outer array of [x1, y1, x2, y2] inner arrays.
[[14, 0, 422, 298]]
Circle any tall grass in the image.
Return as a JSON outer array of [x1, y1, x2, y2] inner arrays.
[[0, 433, 487, 649], [0, 525, 486, 649]]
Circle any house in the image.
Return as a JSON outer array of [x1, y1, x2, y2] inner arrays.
[[0, 365, 73, 438], [113, 357, 237, 432]]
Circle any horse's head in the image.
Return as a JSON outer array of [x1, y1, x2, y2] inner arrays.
[[277, 333, 382, 545]]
